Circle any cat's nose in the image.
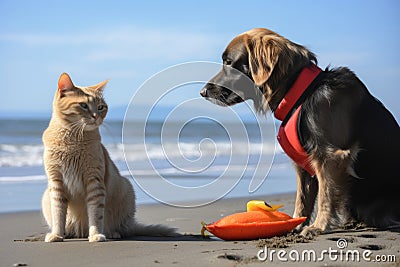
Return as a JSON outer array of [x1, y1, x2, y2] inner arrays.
[[92, 113, 99, 119]]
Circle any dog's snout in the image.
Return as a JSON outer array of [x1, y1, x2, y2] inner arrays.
[[200, 87, 208, 97]]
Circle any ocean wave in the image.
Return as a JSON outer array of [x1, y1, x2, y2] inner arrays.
[[122, 142, 277, 161], [0, 141, 278, 168], [0, 161, 293, 184], [0, 144, 44, 167], [0, 174, 47, 183]]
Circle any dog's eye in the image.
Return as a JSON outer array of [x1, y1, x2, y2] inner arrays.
[[225, 59, 233, 66]]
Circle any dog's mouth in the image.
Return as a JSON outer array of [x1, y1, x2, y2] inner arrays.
[[204, 96, 230, 107], [200, 83, 244, 107]]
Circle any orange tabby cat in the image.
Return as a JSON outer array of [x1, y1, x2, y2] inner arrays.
[[42, 73, 175, 242]]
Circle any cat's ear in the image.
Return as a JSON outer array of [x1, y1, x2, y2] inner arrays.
[[57, 73, 75, 97], [89, 79, 109, 92]]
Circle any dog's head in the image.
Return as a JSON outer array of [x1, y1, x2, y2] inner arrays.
[[200, 28, 317, 112]]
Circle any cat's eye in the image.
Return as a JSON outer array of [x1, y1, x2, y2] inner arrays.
[[79, 103, 88, 109], [98, 105, 105, 111]]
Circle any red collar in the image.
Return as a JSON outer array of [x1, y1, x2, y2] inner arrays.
[[274, 64, 322, 176], [274, 64, 322, 121]]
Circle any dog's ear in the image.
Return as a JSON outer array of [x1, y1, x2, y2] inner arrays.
[[244, 35, 281, 87]]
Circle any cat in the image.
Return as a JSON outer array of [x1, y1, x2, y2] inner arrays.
[[41, 73, 176, 242]]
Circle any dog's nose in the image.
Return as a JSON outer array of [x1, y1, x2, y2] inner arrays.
[[200, 88, 208, 97]]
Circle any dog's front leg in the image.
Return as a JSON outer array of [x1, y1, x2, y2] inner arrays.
[[300, 150, 351, 236], [293, 164, 318, 230]]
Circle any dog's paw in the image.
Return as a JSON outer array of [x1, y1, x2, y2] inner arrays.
[[293, 224, 304, 233], [292, 217, 311, 233], [45, 232, 64, 242], [300, 225, 323, 237], [88, 233, 106, 242]]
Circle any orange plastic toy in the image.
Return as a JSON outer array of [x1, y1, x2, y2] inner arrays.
[[201, 200, 306, 241]]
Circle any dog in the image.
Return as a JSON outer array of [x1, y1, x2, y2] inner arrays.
[[200, 28, 400, 235]]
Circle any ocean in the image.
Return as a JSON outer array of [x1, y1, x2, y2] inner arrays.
[[0, 117, 296, 213]]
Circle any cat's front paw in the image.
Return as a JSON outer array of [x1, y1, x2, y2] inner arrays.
[[45, 232, 64, 242], [88, 233, 106, 242]]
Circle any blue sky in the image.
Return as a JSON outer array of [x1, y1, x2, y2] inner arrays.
[[0, 0, 399, 120]]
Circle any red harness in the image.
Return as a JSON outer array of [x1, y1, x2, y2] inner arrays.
[[274, 64, 322, 176]]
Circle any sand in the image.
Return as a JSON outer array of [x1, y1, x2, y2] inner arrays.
[[1, 193, 399, 267]]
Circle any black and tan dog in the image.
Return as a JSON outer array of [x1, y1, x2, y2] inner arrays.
[[200, 28, 400, 235]]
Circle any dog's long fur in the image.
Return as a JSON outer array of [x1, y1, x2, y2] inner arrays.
[[201, 28, 400, 235]]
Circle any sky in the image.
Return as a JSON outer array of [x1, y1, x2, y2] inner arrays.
[[0, 0, 399, 121]]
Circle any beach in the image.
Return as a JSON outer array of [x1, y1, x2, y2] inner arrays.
[[2, 193, 399, 267]]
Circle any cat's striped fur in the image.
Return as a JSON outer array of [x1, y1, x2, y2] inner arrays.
[[42, 73, 176, 242]]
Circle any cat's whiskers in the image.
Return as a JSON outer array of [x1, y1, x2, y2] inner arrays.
[[101, 121, 119, 144], [66, 120, 85, 141], [61, 122, 77, 141], [78, 122, 87, 141]]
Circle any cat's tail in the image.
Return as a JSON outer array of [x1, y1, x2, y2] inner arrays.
[[129, 222, 178, 237]]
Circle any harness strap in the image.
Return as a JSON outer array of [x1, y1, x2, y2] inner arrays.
[[277, 106, 315, 175], [275, 64, 322, 121], [274, 64, 323, 176]]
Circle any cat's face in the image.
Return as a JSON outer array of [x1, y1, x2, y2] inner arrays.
[[54, 73, 108, 131]]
